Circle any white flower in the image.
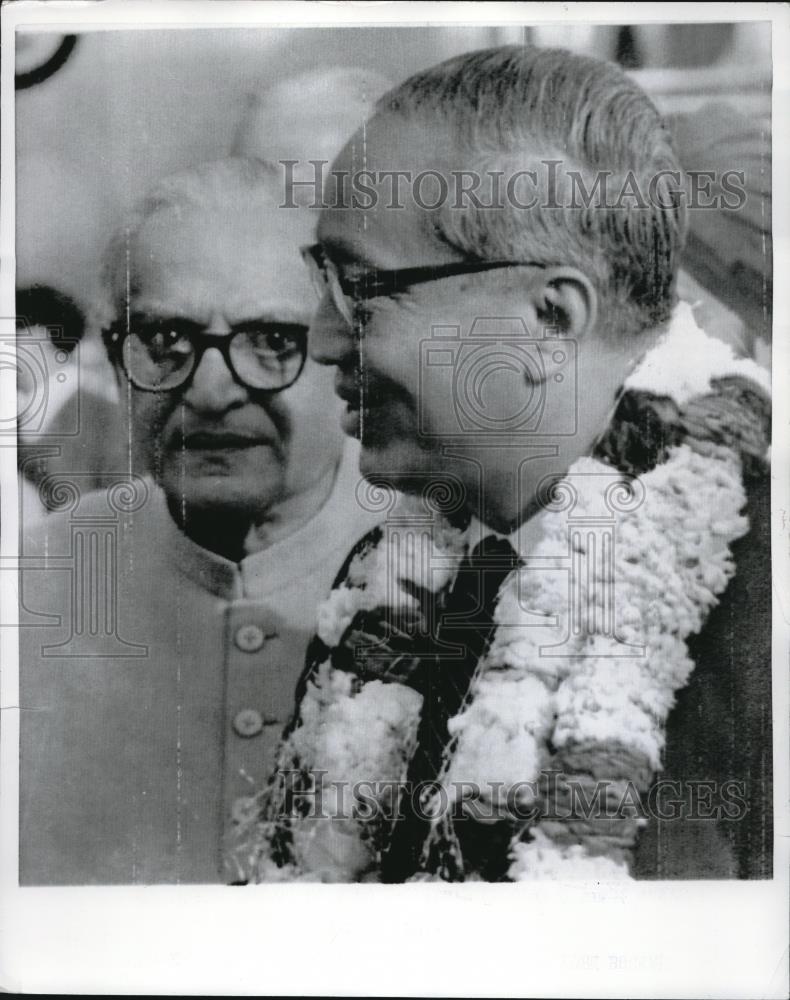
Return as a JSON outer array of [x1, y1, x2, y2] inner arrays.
[[508, 829, 632, 881], [291, 817, 375, 883], [445, 673, 556, 803], [316, 587, 367, 648], [625, 300, 771, 406]]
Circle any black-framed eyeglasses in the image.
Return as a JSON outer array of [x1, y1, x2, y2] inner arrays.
[[106, 317, 308, 393], [301, 243, 547, 326]]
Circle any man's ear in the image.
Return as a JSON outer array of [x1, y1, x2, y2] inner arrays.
[[528, 266, 598, 339]]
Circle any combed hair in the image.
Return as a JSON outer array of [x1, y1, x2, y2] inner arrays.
[[378, 45, 687, 334], [97, 157, 281, 347]]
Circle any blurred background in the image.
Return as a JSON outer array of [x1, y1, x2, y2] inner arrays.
[[15, 21, 771, 317], [12, 21, 772, 520]]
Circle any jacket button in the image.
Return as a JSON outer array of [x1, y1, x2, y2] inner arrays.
[[233, 708, 263, 737], [234, 624, 265, 652], [231, 795, 259, 825]]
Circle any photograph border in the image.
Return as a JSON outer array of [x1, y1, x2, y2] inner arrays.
[[1, 3, 787, 996]]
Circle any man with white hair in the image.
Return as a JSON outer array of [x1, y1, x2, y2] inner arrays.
[[19, 157, 380, 884]]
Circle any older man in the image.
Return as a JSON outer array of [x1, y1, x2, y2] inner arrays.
[[19, 158, 380, 884], [250, 47, 771, 883]]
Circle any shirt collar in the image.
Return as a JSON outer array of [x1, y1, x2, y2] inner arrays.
[[158, 489, 241, 599], [466, 511, 546, 559], [239, 441, 364, 598]]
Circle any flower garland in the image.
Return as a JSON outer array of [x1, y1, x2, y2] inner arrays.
[[441, 439, 748, 881], [231, 302, 770, 883]]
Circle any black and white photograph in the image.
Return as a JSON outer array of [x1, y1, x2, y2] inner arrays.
[[1, 2, 787, 996]]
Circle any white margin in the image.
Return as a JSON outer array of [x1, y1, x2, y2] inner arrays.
[[0, 3, 787, 997]]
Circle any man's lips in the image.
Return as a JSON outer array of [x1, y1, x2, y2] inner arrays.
[[176, 430, 273, 450], [335, 377, 362, 410], [335, 374, 406, 440], [335, 376, 388, 413], [334, 372, 412, 427]]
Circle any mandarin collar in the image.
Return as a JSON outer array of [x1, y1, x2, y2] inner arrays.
[[157, 441, 363, 601]]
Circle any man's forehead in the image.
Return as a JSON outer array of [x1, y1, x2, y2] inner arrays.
[[127, 203, 316, 322], [137, 199, 312, 254]]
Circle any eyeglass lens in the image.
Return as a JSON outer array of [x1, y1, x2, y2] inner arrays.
[[121, 323, 306, 391]]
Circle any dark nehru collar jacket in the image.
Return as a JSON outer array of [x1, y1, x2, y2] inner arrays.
[[632, 467, 771, 878]]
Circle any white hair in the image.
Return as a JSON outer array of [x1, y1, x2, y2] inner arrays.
[[378, 45, 686, 335], [95, 157, 281, 332]]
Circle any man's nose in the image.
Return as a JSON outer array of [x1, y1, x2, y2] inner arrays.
[[308, 292, 355, 367], [183, 314, 247, 412]]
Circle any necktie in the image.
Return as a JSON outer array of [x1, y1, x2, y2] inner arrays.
[[381, 534, 520, 882]]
